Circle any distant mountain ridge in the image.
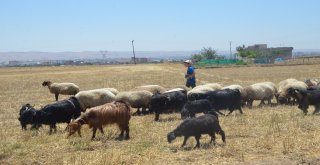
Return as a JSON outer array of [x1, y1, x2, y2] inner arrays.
[[1, 49, 319, 62], [0, 51, 200, 62]]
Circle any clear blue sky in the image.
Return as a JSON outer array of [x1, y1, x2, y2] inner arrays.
[[0, 0, 319, 52]]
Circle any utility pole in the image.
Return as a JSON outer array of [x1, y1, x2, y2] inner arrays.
[[131, 40, 136, 65], [229, 41, 233, 59], [100, 50, 107, 62]]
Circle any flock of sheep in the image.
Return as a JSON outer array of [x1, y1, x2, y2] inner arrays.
[[18, 78, 320, 148]]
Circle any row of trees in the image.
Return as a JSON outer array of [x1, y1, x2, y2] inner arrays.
[[236, 45, 284, 58], [191, 45, 285, 63], [191, 46, 263, 63]]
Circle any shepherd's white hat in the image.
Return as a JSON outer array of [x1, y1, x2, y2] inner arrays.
[[184, 60, 192, 64]]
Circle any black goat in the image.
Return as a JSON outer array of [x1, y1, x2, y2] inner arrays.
[[149, 91, 187, 121], [18, 96, 82, 134], [206, 89, 243, 115], [180, 99, 221, 119], [167, 114, 225, 148], [287, 87, 320, 115]]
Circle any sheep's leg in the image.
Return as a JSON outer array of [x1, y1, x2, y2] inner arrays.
[[238, 106, 243, 114], [226, 109, 233, 116], [125, 125, 130, 140], [141, 107, 147, 115], [209, 133, 216, 145], [55, 93, 59, 101], [77, 129, 82, 137], [132, 108, 141, 116], [91, 127, 97, 140], [53, 124, 57, 133], [248, 100, 253, 109], [99, 127, 104, 134], [258, 100, 265, 107], [267, 99, 271, 105], [313, 105, 320, 115], [119, 129, 124, 138], [181, 136, 189, 147], [215, 110, 225, 116], [218, 129, 226, 143], [155, 113, 160, 121], [49, 124, 55, 134], [194, 135, 201, 148], [31, 123, 37, 130]]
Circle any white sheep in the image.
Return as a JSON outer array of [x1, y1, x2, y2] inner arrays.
[[164, 88, 187, 94], [131, 85, 166, 94], [187, 83, 222, 99], [276, 79, 307, 104], [187, 86, 214, 98], [193, 83, 223, 91], [242, 82, 277, 108], [75, 88, 116, 112], [42, 80, 80, 101], [222, 84, 243, 91], [103, 88, 119, 95], [222, 84, 244, 97], [278, 78, 298, 92], [115, 90, 153, 115]]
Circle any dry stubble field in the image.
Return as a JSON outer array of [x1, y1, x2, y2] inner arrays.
[[1, 63, 320, 165]]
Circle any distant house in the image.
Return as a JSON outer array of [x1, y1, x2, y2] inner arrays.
[[245, 44, 293, 64], [131, 57, 149, 63]]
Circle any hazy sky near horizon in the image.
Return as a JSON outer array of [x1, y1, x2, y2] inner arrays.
[[0, 0, 319, 52]]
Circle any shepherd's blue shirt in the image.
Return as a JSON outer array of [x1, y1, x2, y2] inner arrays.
[[186, 66, 196, 84]]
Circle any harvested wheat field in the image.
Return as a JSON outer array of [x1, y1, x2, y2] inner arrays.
[[2, 63, 320, 165]]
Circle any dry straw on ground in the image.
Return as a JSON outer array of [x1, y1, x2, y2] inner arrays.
[[1, 63, 320, 165]]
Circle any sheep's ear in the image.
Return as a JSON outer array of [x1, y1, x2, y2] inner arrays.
[[70, 119, 75, 122]]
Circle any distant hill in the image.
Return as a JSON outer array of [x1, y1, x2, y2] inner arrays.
[[1, 49, 319, 62], [0, 51, 200, 62]]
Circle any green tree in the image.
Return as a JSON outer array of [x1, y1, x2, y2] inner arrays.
[[191, 47, 218, 62], [191, 53, 203, 62], [236, 45, 258, 58], [200, 47, 217, 60]]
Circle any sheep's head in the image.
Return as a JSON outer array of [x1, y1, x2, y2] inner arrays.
[[18, 109, 36, 130], [42, 81, 52, 87], [19, 103, 33, 115], [67, 119, 81, 137], [304, 79, 316, 87], [167, 132, 176, 143]]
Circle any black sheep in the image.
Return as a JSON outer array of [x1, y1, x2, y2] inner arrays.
[[167, 114, 225, 148], [180, 99, 221, 119], [18, 96, 82, 134], [149, 91, 187, 121]]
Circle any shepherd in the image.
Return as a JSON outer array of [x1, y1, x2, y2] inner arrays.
[[184, 60, 196, 88]]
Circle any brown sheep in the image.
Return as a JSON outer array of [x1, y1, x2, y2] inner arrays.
[[67, 101, 131, 140]]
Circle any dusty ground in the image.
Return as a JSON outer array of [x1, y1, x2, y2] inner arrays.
[[1, 63, 320, 165]]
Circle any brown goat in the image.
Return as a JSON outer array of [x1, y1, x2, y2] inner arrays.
[[67, 101, 131, 140]]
